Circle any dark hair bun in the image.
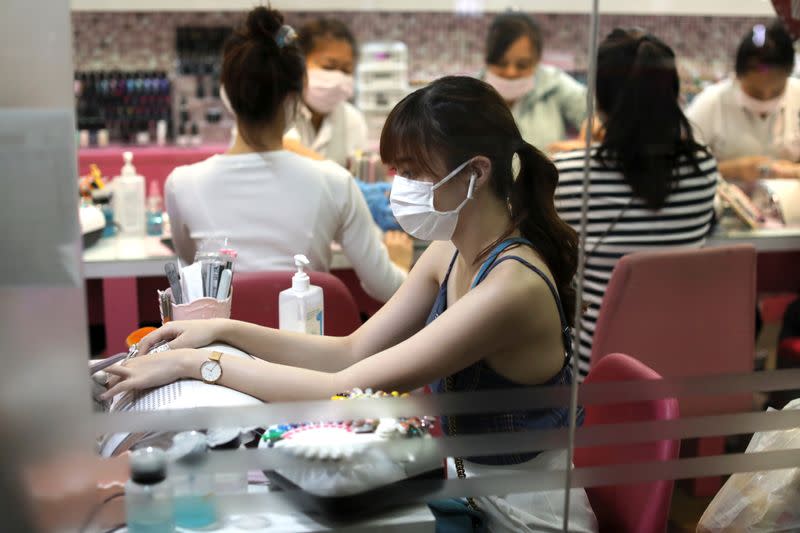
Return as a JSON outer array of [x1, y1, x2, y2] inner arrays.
[[221, 6, 305, 149], [245, 6, 284, 44]]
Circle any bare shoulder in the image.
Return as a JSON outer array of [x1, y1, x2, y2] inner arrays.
[[413, 241, 458, 285], [480, 245, 558, 304]]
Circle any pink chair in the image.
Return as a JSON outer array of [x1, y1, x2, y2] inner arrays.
[[590, 245, 757, 496], [231, 271, 362, 336], [575, 353, 680, 533]]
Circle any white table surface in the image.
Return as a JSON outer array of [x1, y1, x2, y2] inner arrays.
[[83, 235, 355, 279], [83, 234, 177, 279], [118, 484, 435, 533], [706, 226, 800, 252], [171, 503, 435, 533], [84, 226, 800, 281]]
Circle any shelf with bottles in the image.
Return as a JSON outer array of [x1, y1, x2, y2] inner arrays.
[[75, 70, 173, 147], [172, 26, 235, 146], [173, 75, 234, 147]]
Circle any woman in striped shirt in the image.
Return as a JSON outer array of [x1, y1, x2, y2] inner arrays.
[[553, 28, 719, 378]]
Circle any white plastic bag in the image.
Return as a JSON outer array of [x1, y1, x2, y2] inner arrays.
[[697, 398, 800, 533]]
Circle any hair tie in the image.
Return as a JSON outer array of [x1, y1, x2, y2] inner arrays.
[[275, 25, 297, 48], [752, 24, 767, 48]]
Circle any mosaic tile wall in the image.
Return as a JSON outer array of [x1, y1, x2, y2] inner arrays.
[[73, 11, 775, 86]]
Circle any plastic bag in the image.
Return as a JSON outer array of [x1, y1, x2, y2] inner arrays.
[[697, 398, 800, 533]]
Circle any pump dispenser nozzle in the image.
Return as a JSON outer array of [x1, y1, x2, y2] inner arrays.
[[121, 151, 137, 176], [292, 254, 311, 292]]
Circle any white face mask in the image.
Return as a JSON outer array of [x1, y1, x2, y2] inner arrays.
[[304, 68, 355, 114], [390, 160, 476, 241], [735, 83, 785, 115], [485, 70, 535, 102]]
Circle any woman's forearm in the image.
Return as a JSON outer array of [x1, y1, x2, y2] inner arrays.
[[717, 156, 769, 181], [181, 349, 345, 402], [216, 319, 358, 372]]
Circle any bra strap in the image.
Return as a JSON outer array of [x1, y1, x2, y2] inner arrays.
[[472, 237, 533, 288], [474, 254, 574, 365]]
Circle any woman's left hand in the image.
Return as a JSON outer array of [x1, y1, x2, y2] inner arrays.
[[100, 349, 199, 400]]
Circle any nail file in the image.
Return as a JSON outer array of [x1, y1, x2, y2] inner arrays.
[[216, 269, 232, 300], [164, 262, 183, 304], [209, 262, 222, 299], [201, 262, 211, 297]]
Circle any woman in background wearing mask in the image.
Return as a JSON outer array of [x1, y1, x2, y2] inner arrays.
[[105, 75, 598, 532], [484, 12, 587, 151], [285, 18, 368, 166], [165, 8, 407, 302], [687, 22, 800, 181]]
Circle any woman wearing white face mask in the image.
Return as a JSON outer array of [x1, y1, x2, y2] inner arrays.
[[687, 22, 800, 181], [483, 12, 587, 151], [105, 76, 598, 532], [283, 18, 368, 166]]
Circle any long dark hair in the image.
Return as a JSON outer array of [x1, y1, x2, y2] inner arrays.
[[221, 7, 305, 149], [596, 28, 706, 210], [380, 76, 578, 324]]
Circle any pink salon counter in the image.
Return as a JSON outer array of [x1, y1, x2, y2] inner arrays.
[[78, 144, 229, 191]]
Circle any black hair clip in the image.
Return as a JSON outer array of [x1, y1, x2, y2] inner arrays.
[[275, 25, 297, 49]]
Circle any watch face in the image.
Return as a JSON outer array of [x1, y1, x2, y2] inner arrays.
[[200, 360, 222, 383]]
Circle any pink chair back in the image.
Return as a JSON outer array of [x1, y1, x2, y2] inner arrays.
[[575, 353, 680, 533], [590, 245, 756, 417], [231, 271, 361, 336]]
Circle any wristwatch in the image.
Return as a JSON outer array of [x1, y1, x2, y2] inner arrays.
[[200, 351, 223, 384]]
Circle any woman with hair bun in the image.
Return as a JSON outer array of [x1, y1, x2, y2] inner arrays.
[[165, 6, 408, 302]]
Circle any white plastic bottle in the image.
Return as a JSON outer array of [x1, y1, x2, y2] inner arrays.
[[279, 254, 324, 335], [112, 151, 146, 234]]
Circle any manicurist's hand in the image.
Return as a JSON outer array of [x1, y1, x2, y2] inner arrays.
[[137, 319, 227, 354], [385, 230, 414, 272]]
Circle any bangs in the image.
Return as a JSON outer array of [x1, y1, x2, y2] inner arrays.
[[379, 92, 443, 178]]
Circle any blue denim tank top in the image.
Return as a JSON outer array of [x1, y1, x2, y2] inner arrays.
[[427, 237, 580, 466]]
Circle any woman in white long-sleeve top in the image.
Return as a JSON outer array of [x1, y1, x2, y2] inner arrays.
[[283, 18, 368, 166], [166, 9, 406, 302]]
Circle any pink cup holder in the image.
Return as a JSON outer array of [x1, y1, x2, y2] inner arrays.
[[159, 287, 232, 323]]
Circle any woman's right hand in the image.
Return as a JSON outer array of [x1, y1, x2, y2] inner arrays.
[[137, 319, 226, 354]]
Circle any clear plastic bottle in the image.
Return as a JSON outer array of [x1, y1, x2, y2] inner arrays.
[[170, 431, 217, 529], [125, 447, 175, 533], [112, 151, 146, 234], [146, 180, 164, 236], [279, 254, 324, 335]]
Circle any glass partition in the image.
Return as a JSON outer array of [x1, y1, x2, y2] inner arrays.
[[2, 0, 799, 531]]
